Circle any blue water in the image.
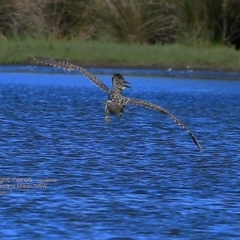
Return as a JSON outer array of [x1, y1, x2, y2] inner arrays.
[[0, 67, 240, 240]]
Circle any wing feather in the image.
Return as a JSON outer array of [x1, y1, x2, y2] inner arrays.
[[125, 98, 202, 151], [33, 56, 111, 94]]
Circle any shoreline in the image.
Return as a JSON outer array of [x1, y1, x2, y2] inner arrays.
[[28, 58, 240, 73], [1, 38, 240, 75], [15, 58, 240, 73], [1, 63, 240, 80]]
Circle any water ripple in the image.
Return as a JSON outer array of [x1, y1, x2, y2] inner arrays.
[[0, 67, 240, 239]]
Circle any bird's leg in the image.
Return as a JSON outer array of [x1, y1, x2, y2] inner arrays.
[[105, 109, 110, 124], [118, 112, 123, 120]]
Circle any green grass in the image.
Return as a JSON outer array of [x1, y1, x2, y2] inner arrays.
[[1, 38, 240, 71]]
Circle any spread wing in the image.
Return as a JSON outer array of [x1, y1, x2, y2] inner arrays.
[[125, 98, 202, 151], [33, 56, 111, 94]]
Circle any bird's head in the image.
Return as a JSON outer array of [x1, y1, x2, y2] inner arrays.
[[112, 73, 131, 91]]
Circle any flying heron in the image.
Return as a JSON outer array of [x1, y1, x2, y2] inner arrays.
[[33, 56, 202, 151]]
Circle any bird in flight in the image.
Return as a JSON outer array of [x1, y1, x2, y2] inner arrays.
[[33, 56, 202, 151]]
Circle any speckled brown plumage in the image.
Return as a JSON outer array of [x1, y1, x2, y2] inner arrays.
[[33, 56, 202, 151]]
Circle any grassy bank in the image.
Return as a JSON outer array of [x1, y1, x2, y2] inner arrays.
[[1, 38, 240, 71]]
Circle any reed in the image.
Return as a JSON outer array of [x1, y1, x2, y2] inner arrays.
[[0, 0, 239, 47], [175, 0, 223, 45], [93, 0, 181, 44]]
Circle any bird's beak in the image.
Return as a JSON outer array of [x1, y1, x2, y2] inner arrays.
[[124, 84, 131, 89], [123, 80, 131, 89]]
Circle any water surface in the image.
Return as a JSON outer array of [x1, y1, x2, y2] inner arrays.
[[0, 67, 240, 239]]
